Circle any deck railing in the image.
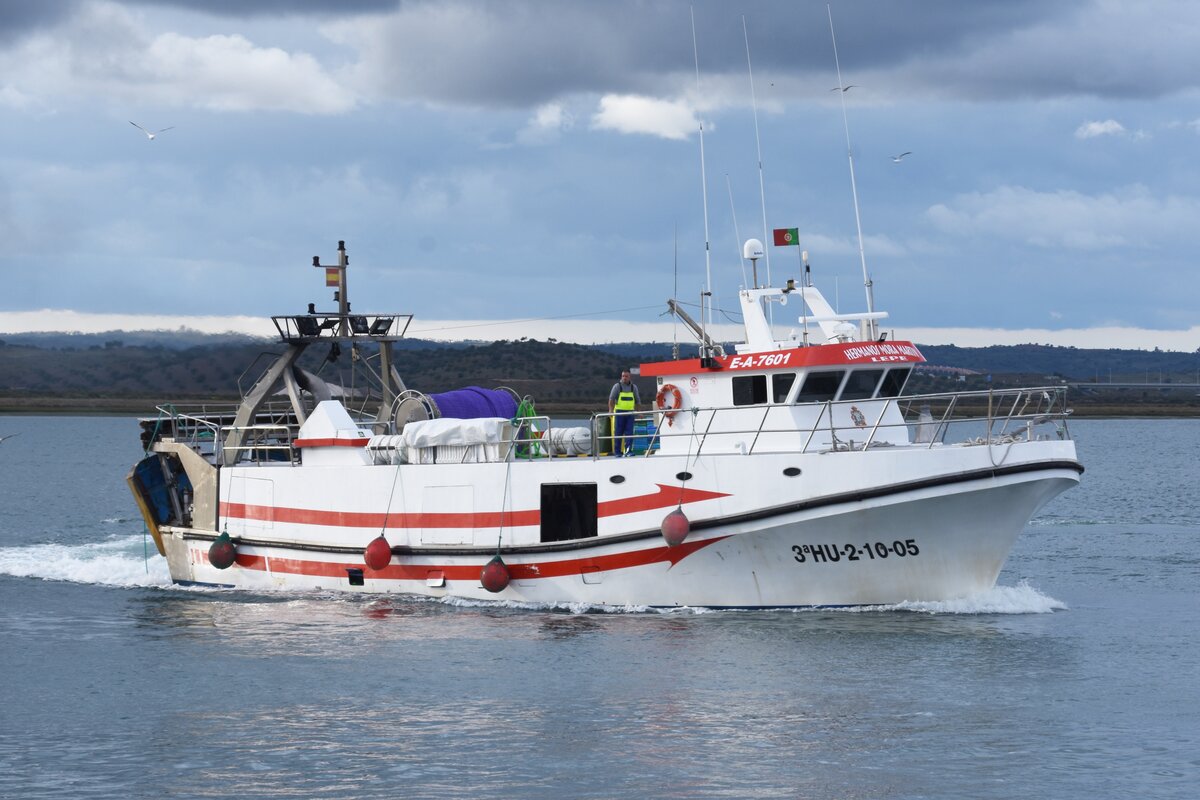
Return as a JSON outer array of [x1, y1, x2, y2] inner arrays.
[[144, 386, 1072, 466], [511, 385, 1073, 460], [144, 402, 301, 464]]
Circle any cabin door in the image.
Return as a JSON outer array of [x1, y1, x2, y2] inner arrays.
[[540, 483, 597, 543]]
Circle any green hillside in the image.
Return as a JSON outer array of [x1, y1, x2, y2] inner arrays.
[[0, 333, 1196, 415]]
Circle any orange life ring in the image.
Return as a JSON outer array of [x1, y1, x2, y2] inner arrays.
[[656, 384, 683, 426]]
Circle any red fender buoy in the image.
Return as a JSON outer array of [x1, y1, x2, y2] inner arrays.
[[661, 508, 690, 547], [364, 534, 392, 571], [480, 554, 511, 593], [208, 531, 237, 570]]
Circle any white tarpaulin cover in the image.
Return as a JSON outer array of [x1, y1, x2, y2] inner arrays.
[[402, 417, 512, 448], [543, 426, 592, 455]]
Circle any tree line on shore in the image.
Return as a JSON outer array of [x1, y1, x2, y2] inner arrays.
[[0, 333, 1196, 415]]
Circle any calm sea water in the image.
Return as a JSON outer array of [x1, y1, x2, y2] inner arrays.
[[0, 415, 1196, 799]]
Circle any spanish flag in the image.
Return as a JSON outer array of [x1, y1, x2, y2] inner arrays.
[[325, 268, 339, 287], [773, 227, 799, 246]]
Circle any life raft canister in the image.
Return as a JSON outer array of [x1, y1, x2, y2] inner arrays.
[[655, 384, 683, 426]]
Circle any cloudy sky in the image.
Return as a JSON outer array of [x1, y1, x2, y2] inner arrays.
[[1, 0, 1198, 350]]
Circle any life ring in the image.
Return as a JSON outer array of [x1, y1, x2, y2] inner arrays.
[[656, 384, 683, 426]]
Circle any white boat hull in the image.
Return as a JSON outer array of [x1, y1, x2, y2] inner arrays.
[[157, 444, 1080, 607]]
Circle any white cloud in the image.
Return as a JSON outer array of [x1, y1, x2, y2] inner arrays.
[[516, 102, 575, 145], [926, 185, 1200, 250], [898, 325, 1200, 351], [591, 94, 697, 140], [0, 85, 35, 110], [4, 310, 1198, 352], [1075, 119, 1126, 139], [532, 103, 571, 130], [0, 2, 352, 114], [0, 310, 278, 338], [144, 32, 353, 114]]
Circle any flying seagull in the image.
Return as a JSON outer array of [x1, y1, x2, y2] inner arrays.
[[130, 121, 174, 141], [0, 432, 19, 444], [830, 85, 857, 92], [891, 151, 912, 163]]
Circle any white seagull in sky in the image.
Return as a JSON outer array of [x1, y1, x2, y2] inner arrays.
[[891, 151, 912, 163], [129, 121, 174, 141]]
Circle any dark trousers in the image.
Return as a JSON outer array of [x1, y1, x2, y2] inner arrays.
[[613, 413, 634, 455]]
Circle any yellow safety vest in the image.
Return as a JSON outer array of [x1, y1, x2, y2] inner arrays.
[[615, 389, 636, 411]]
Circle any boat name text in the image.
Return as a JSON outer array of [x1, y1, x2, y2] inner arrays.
[[792, 539, 920, 564], [841, 343, 922, 362], [727, 352, 795, 370]]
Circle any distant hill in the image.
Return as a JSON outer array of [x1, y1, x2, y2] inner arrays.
[[0, 330, 265, 351], [913, 343, 1199, 379], [0, 336, 653, 413], [1, 332, 1197, 415]]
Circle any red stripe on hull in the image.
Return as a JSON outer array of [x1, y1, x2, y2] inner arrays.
[[219, 483, 728, 530], [236, 534, 728, 582], [293, 437, 370, 448], [639, 340, 924, 377]]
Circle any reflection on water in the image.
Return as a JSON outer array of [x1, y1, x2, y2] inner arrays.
[[4, 417, 1200, 799]]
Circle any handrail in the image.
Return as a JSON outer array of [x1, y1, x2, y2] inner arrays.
[[637, 384, 1072, 458], [220, 423, 295, 464], [145, 385, 1073, 466]]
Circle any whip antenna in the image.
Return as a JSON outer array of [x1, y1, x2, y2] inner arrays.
[[691, 6, 714, 331], [672, 222, 679, 360], [743, 16, 773, 310], [828, 4, 877, 338], [725, 174, 748, 288]]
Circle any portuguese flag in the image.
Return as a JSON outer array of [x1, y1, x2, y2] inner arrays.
[[773, 227, 799, 246], [325, 267, 340, 287]]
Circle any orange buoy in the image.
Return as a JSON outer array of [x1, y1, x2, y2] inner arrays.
[[661, 508, 690, 547], [364, 534, 392, 571], [208, 531, 237, 570], [480, 554, 511, 593]]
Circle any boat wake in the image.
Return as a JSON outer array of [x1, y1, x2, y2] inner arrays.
[[430, 585, 1066, 615], [853, 582, 1066, 614], [0, 536, 1065, 614], [0, 534, 172, 588]]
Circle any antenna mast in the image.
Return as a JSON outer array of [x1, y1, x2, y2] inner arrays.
[[743, 17, 772, 294], [672, 223, 679, 360], [725, 174, 749, 288], [691, 7, 714, 331], [827, 4, 877, 338]]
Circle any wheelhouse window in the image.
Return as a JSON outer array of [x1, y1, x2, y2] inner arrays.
[[772, 373, 797, 403], [794, 370, 845, 403], [840, 369, 884, 400], [732, 374, 768, 406], [878, 368, 912, 398]]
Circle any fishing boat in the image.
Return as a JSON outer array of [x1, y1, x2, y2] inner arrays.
[[128, 239, 1081, 607]]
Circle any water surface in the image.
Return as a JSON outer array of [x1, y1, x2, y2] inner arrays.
[[0, 416, 1196, 798]]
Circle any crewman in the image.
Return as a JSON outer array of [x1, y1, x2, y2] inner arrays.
[[607, 369, 641, 456]]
